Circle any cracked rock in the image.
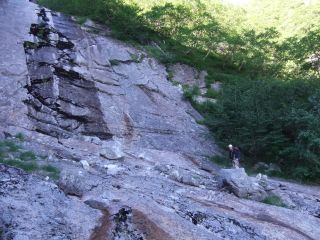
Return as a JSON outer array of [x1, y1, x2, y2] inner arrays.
[[100, 139, 125, 160], [218, 168, 268, 201]]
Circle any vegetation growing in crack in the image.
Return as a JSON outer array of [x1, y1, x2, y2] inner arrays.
[[109, 59, 121, 66], [129, 52, 144, 63], [0, 134, 60, 179], [262, 195, 288, 208]]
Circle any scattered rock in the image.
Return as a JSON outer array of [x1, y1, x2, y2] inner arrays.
[[210, 82, 222, 91], [218, 168, 268, 201], [80, 160, 90, 170], [100, 139, 124, 160], [58, 171, 86, 197], [168, 63, 207, 89], [155, 164, 218, 190], [103, 164, 124, 175]]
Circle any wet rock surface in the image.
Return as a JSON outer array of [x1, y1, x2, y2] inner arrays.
[[0, 1, 320, 239]]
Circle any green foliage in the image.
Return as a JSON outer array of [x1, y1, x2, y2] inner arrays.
[[19, 151, 37, 161], [75, 16, 88, 25], [109, 59, 121, 66], [205, 88, 219, 99], [41, 165, 60, 180], [14, 133, 25, 141], [262, 195, 287, 208], [183, 85, 200, 101], [0, 140, 21, 152], [0, 138, 59, 178], [203, 78, 320, 182]]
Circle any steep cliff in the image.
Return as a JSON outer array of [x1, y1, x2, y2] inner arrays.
[[0, 1, 319, 239]]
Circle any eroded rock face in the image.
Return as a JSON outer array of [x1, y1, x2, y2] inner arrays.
[[24, 15, 112, 140], [0, 1, 320, 240], [0, 164, 100, 240]]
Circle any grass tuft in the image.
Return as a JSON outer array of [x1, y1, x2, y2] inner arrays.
[[262, 195, 287, 208], [0, 138, 59, 179]]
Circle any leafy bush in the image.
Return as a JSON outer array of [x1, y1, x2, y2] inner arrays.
[[205, 88, 219, 99], [183, 85, 200, 101]]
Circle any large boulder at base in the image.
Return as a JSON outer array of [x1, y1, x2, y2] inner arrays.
[[100, 139, 125, 160], [218, 168, 268, 201]]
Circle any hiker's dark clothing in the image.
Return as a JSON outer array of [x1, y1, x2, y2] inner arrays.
[[229, 148, 240, 160], [233, 147, 240, 160], [229, 147, 241, 168]]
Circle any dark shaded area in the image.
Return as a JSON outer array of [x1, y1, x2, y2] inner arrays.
[[23, 8, 112, 140]]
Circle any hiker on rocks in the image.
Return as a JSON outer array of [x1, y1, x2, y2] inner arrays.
[[228, 144, 240, 168]]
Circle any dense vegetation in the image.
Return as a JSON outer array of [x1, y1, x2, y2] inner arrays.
[[39, 0, 320, 182]]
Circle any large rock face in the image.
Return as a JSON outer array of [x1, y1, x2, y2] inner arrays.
[[0, 1, 319, 239]]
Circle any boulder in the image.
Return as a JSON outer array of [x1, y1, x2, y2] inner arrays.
[[100, 139, 124, 160], [80, 160, 90, 170], [103, 164, 125, 175], [168, 63, 207, 89], [218, 168, 268, 201], [210, 82, 222, 91], [155, 164, 218, 190], [58, 172, 85, 197]]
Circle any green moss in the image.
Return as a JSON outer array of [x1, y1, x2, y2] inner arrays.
[[109, 59, 121, 66]]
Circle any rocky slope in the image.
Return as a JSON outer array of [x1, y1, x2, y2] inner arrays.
[[0, 1, 319, 239]]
